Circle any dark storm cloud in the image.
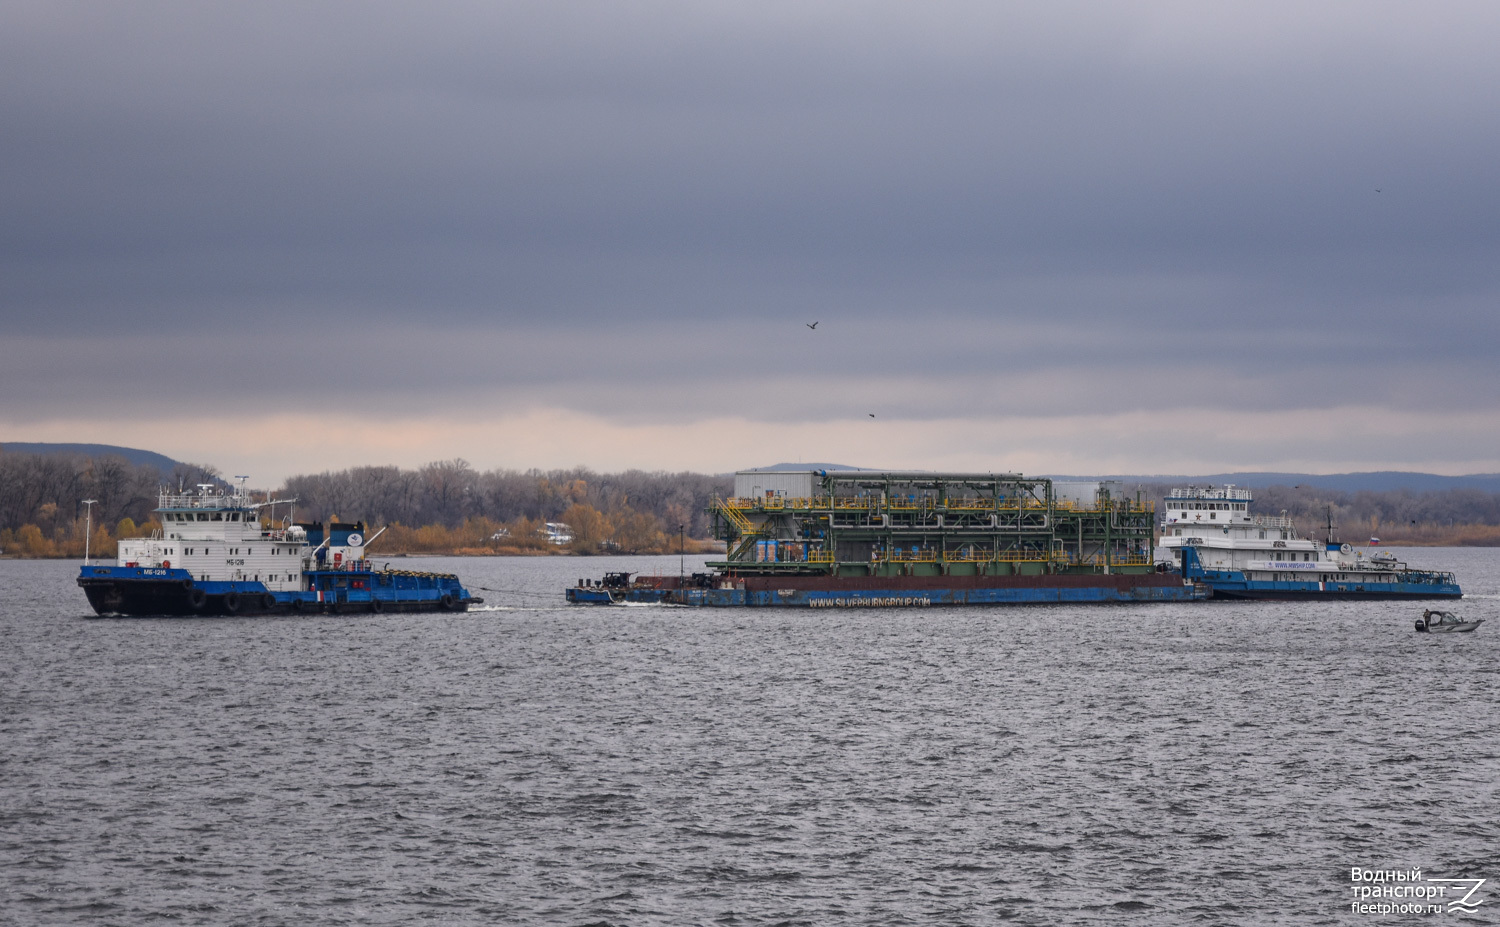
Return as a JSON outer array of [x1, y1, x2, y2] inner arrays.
[[3, 1, 1499, 425]]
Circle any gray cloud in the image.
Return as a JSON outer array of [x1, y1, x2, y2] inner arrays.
[[3, 1, 1499, 469]]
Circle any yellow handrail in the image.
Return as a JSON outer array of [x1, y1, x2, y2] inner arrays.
[[713, 498, 755, 535], [876, 550, 1064, 563], [1066, 554, 1154, 567], [727, 496, 1153, 514]]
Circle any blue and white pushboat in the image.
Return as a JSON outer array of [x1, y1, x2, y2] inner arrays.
[[1159, 485, 1461, 600], [77, 481, 481, 616]]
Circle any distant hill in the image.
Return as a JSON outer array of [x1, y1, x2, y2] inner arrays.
[[742, 463, 867, 472], [1051, 472, 1500, 494], [0, 442, 185, 475]]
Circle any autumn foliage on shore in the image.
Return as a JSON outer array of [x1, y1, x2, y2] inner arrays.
[[369, 505, 722, 556], [0, 452, 730, 558], [9, 448, 1500, 558], [0, 516, 158, 559], [0, 507, 718, 559]]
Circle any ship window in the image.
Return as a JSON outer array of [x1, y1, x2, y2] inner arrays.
[[197, 513, 207, 521], [230, 513, 239, 521], [1210, 512, 1216, 519]]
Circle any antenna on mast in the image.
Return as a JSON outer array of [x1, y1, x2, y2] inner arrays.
[[81, 499, 97, 563]]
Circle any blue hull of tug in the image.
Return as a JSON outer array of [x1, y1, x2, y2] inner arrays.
[[77, 564, 481, 616], [1178, 547, 1461, 600]]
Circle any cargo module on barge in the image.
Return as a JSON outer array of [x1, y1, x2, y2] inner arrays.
[[567, 469, 1208, 606]]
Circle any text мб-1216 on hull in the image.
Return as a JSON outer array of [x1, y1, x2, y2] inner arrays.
[[568, 469, 1209, 607], [77, 480, 481, 616], [1157, 485, 1460, 600]]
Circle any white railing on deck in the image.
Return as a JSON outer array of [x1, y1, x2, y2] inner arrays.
[[158, 490, 251, 510], [1167, 486, 1254, 501]]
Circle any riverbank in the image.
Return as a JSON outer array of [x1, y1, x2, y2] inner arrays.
[[1, 539, 729, 560]]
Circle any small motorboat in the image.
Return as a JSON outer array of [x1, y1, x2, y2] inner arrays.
[[1415, 609, 1484, 633]]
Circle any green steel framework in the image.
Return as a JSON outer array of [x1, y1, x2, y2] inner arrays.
[[708, 471, 1157, 579]]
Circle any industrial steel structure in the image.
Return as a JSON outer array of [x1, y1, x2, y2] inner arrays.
[[708, 469, 1156, 579]]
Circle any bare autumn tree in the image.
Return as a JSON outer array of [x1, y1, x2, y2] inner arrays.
[[0, 450, 164, 535], [561, 503, 611, 554], [610, 506, 668, 553], [418, 459, 477, 526], [6, 449, 1500, 548]]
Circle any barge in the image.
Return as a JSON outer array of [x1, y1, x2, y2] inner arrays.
[[568, 469, 1208, 606]]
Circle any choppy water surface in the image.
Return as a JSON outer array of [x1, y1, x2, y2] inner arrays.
[[3, 550, 1499, 925]]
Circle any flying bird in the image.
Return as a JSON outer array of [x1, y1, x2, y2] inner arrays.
[[868, 413, 875, 418], [807, 321, 819, 329]]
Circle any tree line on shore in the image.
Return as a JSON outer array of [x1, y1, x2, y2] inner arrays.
[[4, 446, 1500, 557], [0, 450, 730, 557]]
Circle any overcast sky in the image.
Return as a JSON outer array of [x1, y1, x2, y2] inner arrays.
[[3, 1, 1498, 483]]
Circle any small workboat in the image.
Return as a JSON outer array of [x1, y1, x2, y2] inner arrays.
[[1415, 609, 1483, 633]]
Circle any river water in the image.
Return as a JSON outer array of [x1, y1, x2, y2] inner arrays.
[[3, 550, 1498, 925]]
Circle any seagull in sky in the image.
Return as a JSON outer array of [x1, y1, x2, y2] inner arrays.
[[868, 413, 875, 418], [807, 321, 819, 329]]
